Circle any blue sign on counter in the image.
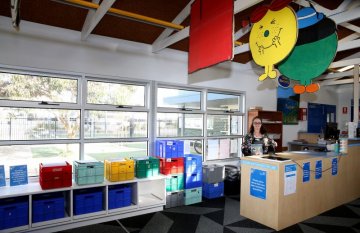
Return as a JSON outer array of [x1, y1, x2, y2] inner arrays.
[[0, 165, 5, 187], [10, 165, 28, 186], [250, 168, 267, 200], [332, 158, 338, 176], [303, 162, 310, 183], [315, 160, 322, 180]]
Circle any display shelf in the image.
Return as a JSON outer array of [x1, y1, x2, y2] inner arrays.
[[31, 216, 71, 228], [72, 210, 107, 220], [248, 110, 283, 152], [0, 225, 29, 233], [0, 176, 165, 233], [107, 204, 137, 214]]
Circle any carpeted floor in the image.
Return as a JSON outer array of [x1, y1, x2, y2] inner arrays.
[[59, 195, 360, 233]]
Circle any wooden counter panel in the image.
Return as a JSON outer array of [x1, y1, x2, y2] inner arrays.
[[240, 143, 360, 231]]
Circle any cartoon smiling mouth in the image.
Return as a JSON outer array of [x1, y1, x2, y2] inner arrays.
[[256, 28, 283, 54]]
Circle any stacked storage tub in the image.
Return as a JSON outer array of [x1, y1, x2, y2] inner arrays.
[[133, 157, 160, 178], [104, 158, 135, 211], [156, 140, 185, 208], [74, 160, 104, 185], [183, 154, 202, 205], [202, 164, 225, 199]]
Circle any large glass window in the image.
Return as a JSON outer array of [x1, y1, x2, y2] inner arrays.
[[87, 80, 145, 106], [157, 113, 203, 137], [157, 87, 201, 109], [84, 142, 148, 160], [207, 92, 241, 111], [0, 108, 80, 140], [0, 72, 78, 103], [84, 111, 147, 138]]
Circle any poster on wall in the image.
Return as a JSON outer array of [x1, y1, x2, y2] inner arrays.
[[277, 86, 300, 125]]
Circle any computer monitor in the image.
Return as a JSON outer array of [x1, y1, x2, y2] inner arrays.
[[324, 122, 339, 140]]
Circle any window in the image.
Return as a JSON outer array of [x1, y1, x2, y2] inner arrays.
[[0, 69, 149, 177], [156, 86, 245, 161], [0, 68, 246, 177], [205, 91, 245, 161]]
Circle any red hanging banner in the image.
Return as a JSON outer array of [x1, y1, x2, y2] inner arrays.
[[188, 0, 234, 74]]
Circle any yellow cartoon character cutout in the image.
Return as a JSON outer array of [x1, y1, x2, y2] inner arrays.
[[249, 0, 297, 81]]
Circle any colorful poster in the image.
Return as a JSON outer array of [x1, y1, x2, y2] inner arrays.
[[332, 158, 338, 176], [303, 162, 310, 183], [250, 168, 267, 200], [284, 164, 297, 195], [315, 160, 322, 180], [277, 86, 300, 125], [0, 165, 5, 187], [10, 165, 28, 186]]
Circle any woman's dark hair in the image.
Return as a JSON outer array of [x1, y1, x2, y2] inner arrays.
[[250, 116, 267, 134]]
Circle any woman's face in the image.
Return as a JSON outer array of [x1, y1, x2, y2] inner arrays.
[[253, 119, 262, 131]]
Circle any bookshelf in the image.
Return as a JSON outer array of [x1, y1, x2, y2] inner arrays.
[[247, 110, 283, 152]]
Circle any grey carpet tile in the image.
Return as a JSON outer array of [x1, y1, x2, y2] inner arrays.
[[353, 228, 360, 233], [303, 216, 360, 227], [224, 226, 274, 233], [348, 206, 360, 217], [139, 212, 173, 233], [349, 199, 360, 207], [195, 215, 224, 233], [301, 223, 359, 233], [298, 223, 326, 233], [223, 197, 246, 226]]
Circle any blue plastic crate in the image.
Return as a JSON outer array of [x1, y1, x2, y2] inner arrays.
[[184, 154, 202, 174], [108, 184, 132, 209], [32, 192, 65, 223], [184, 172, 202, 189], [73, 188, 103, 215], [202, 182, 224, 199], [0, 196, 28, 230], [155, 140, 184, 158]]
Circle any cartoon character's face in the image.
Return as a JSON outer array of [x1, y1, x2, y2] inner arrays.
[[249, 7, 297, 66]]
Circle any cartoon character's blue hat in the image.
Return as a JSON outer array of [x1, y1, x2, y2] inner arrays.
[[297, 7, 324, 29]]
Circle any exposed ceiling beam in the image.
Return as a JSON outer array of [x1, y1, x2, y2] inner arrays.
[[340, 23, 360, 34], [339, 33, 359, 43], [153, 26, 190, 53], [81, 0, 116, 40], [338, 39, 360, 52], [152, 0, 264, 53], [316, 70, 355, 81], [329, 58, 360, 68], [152, 0, 194, 53], [330, 7, 360, 25], [234, 26, 251, 41], [321, 78, 358, 86]]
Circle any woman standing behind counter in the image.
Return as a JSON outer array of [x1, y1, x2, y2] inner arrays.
[[242, 116, 277, 156]]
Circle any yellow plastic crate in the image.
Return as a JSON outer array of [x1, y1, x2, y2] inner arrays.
[[105, 158, 135, 182]]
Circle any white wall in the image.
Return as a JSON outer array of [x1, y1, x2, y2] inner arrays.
[[0, 16, 347, 149]]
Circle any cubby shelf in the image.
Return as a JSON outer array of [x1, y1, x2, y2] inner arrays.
[[0, 176, 166, 233]]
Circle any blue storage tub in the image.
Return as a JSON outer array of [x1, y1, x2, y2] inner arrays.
[[32, 192, 65, 223], [0, 196, 28, 230], [155, 140, 184, 158], [184, 172, 202, 189], [202, 182, 224, 199], [73, 188, 103, 215], [184, 154, 202, 174], [108, 184, 132, 209]]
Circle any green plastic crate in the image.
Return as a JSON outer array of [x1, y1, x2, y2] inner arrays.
[[165, 174, 184, 192], [184, 187, 202, 205], [74, 160, 104, 185], [134, 157, 160, 178]]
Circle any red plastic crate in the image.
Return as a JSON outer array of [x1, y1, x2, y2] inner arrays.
[[39, 162, 72, 190], [159, 157, 184, 175]]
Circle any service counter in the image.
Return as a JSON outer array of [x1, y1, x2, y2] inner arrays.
[[240, 138, 360, 231]]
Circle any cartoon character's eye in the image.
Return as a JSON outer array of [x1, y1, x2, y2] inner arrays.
[[271, 19, 276, 24], [259, 25, 263, 30]]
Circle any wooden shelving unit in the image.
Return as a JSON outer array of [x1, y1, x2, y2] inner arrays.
[[247, 110, 283, 152]]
